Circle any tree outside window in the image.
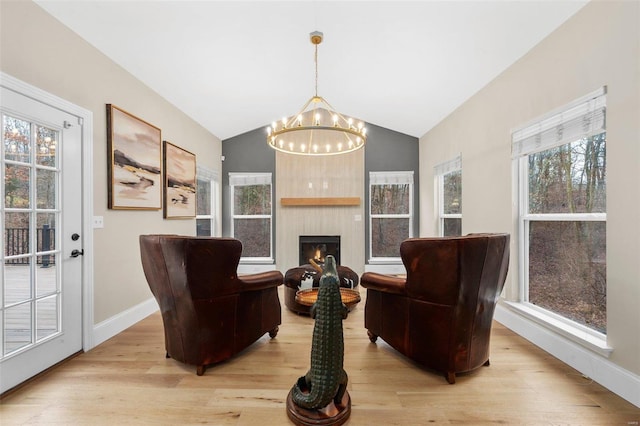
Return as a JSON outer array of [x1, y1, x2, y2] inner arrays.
[[441, 170, 462, 236], [435, 156, 461, 237], [230, 174, 272, 259], [525, 134, 606, 333], [369, 172, 413, 259], [196, 167, 218, 237], [514, 90, 607, 335]]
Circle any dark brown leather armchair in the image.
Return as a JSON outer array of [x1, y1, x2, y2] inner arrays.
[[361, 233, 510, 384], [139, 235, 283, 375]]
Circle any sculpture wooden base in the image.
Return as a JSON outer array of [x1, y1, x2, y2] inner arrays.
[[286, 389, 351, 426]]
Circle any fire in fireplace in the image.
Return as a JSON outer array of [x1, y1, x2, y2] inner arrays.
[[299, 235, 340, 266]]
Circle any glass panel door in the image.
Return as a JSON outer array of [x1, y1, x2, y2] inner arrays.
[[1, 85, 83, 393]]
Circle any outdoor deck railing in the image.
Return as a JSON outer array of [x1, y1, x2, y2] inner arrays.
[[4, 226, 56, 265]]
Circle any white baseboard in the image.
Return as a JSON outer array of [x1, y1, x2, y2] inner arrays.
[[495, 304, 640, 408], [91, 297, 159, 348]]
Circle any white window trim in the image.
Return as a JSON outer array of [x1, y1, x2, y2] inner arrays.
[[511, 88, 609, 355], [503, 301, 612, 357], [368, 171, 414, 264], [229, 172, 273, 263], [434, 154, 461, 237], [196, 165, 219, 237]]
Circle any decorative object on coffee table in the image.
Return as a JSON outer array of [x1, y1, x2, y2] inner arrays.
[[287, 255, 351, 425], [284, 263, 359, 315], [296, 288, 360, 310]]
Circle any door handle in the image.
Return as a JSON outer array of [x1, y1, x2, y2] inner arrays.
[[70, 249, 84, 258]]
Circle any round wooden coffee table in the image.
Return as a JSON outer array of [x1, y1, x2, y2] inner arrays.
[[295, 288, 361, 310]]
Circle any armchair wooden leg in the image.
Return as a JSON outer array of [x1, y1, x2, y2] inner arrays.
[[446, 372, 456, 384], [197, 365, 206, 376], [484, 359, 490, 367], [269, 326, 279, 338], [165, 352, 170, 359], [367, 330, 378, 343]]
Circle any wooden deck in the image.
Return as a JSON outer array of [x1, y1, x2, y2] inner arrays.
[[2, 264, 58, 354]]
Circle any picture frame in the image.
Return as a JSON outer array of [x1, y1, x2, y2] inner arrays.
[[163, 140, 196, 219], [106, 104, 162, 210]]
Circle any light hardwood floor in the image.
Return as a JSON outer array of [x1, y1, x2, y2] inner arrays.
[[1, 287, 638, 425]]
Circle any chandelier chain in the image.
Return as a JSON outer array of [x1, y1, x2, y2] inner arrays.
[[314, 43, 318, 97]]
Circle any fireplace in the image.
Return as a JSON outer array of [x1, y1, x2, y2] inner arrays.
[[299, 235, 340, 266]]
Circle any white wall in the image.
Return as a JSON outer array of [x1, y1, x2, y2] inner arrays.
[[419, 0, 639, 402], [0, 1, 223, 325]]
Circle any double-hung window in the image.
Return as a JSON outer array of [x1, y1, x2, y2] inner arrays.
[[196, 166, 218, 236], [434, 155, 462, 236], [512, 88, 607, 338], [369, 171, 413, 261], [229, 173, 272, 261]]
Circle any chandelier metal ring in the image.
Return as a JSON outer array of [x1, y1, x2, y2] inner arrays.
[[266, 31, 367, 156]]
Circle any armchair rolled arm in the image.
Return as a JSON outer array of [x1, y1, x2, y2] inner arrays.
[[237, 270, 284, 292], [360, 272, 407, 296]]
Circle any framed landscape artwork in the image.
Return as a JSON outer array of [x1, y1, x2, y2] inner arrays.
[[163, 141, 196, 219], [106, 104, 162, 210]]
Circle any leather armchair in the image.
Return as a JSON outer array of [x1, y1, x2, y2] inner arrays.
[[139, 235, 283, 375], [361, 233, 510, 383]]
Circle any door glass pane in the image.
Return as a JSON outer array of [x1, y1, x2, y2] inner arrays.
[[3, 115, 30, 162], [4, 303, 32, 355], [35, 125, 57, 167], [4, 262, 32, 304], [37, 213, 56, 252], [36, 169, 56, 209], [5, 164, 30, 208], [36, 255, 57, 297], [372, 218, 408, 257], [5, 212, 30, 256], [36, 295, 58, 341]]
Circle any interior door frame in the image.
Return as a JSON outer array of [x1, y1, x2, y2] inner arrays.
[[1, 72, 95, 351]]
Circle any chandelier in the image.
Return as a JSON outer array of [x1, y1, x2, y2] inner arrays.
[[266, 31, 367, 156]]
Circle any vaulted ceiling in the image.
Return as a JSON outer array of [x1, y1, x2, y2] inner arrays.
[[35, 1, 588, 140]]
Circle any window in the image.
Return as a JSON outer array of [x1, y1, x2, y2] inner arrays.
[[369, 171, 413, 260], [513, 88, 606, 335], [196, 166, 218, 236], [435, 155, 462, 236], [229, 173, 272, 260]]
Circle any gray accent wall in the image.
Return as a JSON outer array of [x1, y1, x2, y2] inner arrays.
[[364, 124, 420, 261], [221, 127, 277, 240], [222, 122, 419, 264]]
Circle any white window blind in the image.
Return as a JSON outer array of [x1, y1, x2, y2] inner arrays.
[[512, 87, 606, 158], [369, 171, 413, 185], [434, 154, 461, 176], [197, 165, 218, 181], [229, 172, 271, 186]]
